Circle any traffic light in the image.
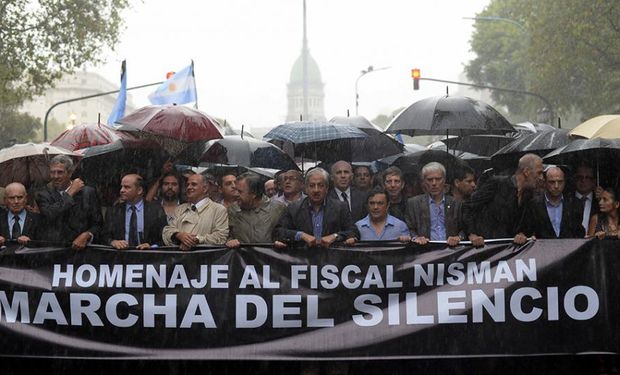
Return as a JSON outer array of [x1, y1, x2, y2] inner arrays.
[[411, 68, 421, 90]]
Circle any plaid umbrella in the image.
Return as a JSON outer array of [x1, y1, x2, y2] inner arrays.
[[263, 121, 368, 144]]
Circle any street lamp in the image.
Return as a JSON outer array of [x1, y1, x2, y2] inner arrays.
[[355, 65, 390, 116]]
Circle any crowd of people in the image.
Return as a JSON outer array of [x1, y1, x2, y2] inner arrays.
[[0, 152, 618, 250]]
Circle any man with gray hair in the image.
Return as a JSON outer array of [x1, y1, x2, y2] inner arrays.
[[226, 172, 286, 248], [36, 155, 102, 249], [0, 182, 40, 246], [405, 162, 462, 246], [463, 153, 544, 246], [274, 167, 356, 248]]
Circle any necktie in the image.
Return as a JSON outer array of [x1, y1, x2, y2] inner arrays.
[[341, 192, 350, 211], [191, 204, 197, 212], [128, 205, 139, 246], [11, 215, 20, 240]]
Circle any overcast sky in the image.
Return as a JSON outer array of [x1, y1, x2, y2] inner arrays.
[[96, 0, 490, 132]]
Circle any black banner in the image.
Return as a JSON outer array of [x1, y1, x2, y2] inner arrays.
[[0, 239, 618, 359]]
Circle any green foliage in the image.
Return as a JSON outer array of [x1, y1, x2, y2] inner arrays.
[[0, 0, 130, 106], [465, 0, 620, 122], [0, 107, 42, 148]]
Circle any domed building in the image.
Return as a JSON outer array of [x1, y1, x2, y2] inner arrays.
[[286, 0, 325, 122]]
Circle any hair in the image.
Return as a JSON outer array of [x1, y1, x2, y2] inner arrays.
[[218, 172, 238, 187], [305, 167, 330, 185], [49, 154, 74, 172], [517, 153, 542, 173], [123, 173, 145, 191], [365, 187, 389, 205], [544, 166, 565, 179], [354, 165, 372, 176], [602, 187, 620, 203], [382, 166, 403, 182], [421, 162, 446, 179], [330, 160, 352, 175], [237, 172, 264, 198], [453, 165, 474, 183], [162, 171, 181, 184]]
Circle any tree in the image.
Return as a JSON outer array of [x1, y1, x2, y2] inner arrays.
[[0, 107, 42, 148], [465, 0, 620, 122], [1, 0, 130, 106]]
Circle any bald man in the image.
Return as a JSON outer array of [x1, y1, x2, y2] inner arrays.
[[100, 174, 168, 250], [0, 182, 40, 246], [328, 160, 367, 222]]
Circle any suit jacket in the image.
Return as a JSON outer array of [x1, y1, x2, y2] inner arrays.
[[462, 175, 532, 239], [405, 194, 463, 239], [100, 200, 168, 246], [328, 187, 367, 222], [35, 185, 103, 244], [0, 208, 40, 241], [273, 197, 356, 242], [523, 193, 584, 239]]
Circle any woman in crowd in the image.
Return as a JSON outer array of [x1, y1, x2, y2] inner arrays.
[[587, 187, 620, 239]]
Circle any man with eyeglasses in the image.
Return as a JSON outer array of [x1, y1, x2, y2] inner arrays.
[[573, 164, 599, 235], [273, 170, 305, 205]]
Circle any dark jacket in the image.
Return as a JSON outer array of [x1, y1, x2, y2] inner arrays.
[[462, 175, 532, 239], [0, 208, 40, 241], [522, 193, 584, 239], [100, 200, 168, 246], [328, 187, 367, 222], [405, 194, 463, 239], [35, 185, 103, 244], [273, 197, 356, 243]]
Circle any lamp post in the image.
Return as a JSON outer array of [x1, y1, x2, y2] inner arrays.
[[355, 65, 390, 116]]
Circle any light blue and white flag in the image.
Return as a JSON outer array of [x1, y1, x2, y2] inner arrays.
[[148, 62, 197, 105], [107, 60, 127, 125]]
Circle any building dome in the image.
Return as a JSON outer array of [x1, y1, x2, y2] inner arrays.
[[289, 51, 323, 85]]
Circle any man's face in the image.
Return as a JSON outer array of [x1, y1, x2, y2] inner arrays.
[[49, 163, 71, 189], [331, 162, 352, 191], [185, 175, 208, 203], [383, 173, 403, 200], [221, 174, 240, 202], [306, 174, 328, 206], [367, 193, 389, 222], [454, 173, 476, 198], [525, 159, 545, 189], [574, 166, 595, 195], [119, 175, 142, 204], [161, 175, 179, 201], [264, 180, 276, 197], [4, 187, 26, 214], [545, 169, 565, 199], [236, 178, 255, 210], [423, 170, 445, 199], [282, 171, 303, 195], [354, 167, 372, 189]]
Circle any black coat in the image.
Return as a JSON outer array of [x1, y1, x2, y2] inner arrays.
[[35, 185, 103, 244], [273, 197, 356, 242], [0, 208, 40, 241], [328, 187, 367, 222], [522, 193, 584, 239], [100, 201, 168, 246]]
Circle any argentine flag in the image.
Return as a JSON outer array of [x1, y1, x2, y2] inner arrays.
[[148, 63, 197, 105], [107, 60, 127, 125]]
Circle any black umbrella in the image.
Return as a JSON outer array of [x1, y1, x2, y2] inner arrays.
[[329, 115, 384, 135], [443, 134, 515, 157], [195, 136, 298, 171], [491, 129, 571, 167], [329, 116, 404, 162], [385, 95, 515, 137], [391, 149, 471, 182]]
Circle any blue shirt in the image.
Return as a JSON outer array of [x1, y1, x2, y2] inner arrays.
[[124, 200, 144, 242], [295, 200, 325, 240], [545, 193, 563, 237], [355, 214, 410, 241], [7, 210, 26, 239], [429, 195, 446, 241]]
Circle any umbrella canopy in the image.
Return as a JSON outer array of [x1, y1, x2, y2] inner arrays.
[[491, 129, 571, 167], [513, 121, 556, 133], [116, 104, 223, 143], [385, 95, 515, 137], [328, 116, 404, 161], [264, 120, 368, 144], [442, 134, 515, 157], [50, 123, 127, 151], [197, 136, 298, 171], [329, 115, 384, 135], [391, 149, 470, 179], [0, 143, 81, 187], [568, 115, 620, 139]]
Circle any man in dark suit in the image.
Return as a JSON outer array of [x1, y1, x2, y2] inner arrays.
[[274, 167, 356, 248], [463, 153, 544, 246], [406, 162, 462, 246], [0, 182, 40, 246], [573, 164, 599, 236], [36, 155, 103, 250], [524, 167, 583, 239], [328, 160, 367, 222], [101, 174, 168, 250]]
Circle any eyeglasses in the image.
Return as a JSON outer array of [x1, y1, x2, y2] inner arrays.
[[575, 175, 594, 181]]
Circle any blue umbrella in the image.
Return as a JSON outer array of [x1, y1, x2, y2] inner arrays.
[[264, 121, 368, 144]]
